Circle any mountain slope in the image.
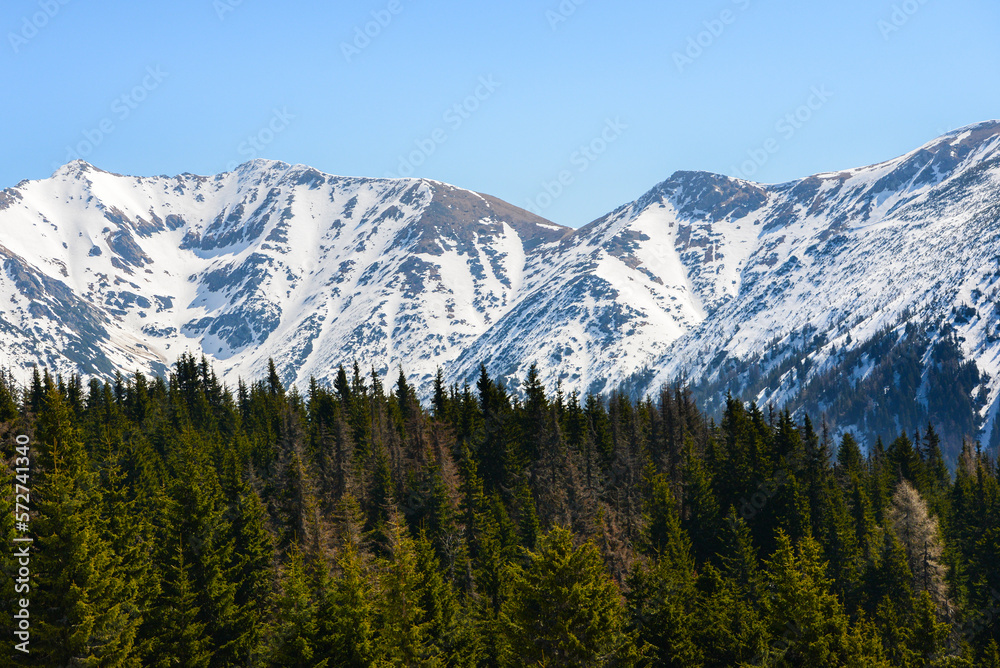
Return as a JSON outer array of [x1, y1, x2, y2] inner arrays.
[[0, 159, 566, 390], [448, 121, 1000, 458], [3, 122, 1000, 460]]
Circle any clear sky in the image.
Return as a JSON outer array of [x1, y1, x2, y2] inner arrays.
[[3, 0, 998, 227]]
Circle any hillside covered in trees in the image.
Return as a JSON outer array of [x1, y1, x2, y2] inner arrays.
[[2, 354, 1000, 666]]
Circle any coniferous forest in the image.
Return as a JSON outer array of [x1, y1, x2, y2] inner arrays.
[[3, 354, 1000, 667]]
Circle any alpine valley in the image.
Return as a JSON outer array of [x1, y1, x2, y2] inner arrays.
[[4, 121, 1000, 462]]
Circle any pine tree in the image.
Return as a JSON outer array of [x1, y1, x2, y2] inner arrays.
[[760, 531, 889, 667], [375, 514, 435, 665], [316, 533, 377, 667], [267, 545, 327, 667], [151, 536, 212, 668], [33, 386, 140, 666], [502, 526, 639, 666]]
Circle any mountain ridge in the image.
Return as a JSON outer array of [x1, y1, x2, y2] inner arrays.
[[3, 121, 1000, 460]]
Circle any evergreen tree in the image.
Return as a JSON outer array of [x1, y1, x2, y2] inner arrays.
[[836, 432, 864, 477], [680, 440, 722, 566], [502, 526, 639, 666], [719, 507, 761, 600], [14, 357, 1000, 668], [887, 433, 924, 487], [0, 371, 19, 421], [760, 531, 890, 667], [151, 537, 212, 668], [267, 545, 327, 667], [476, 366, 516, 492], [693, 563, 765, 666], [316, 532, 377, 667], [228, 480, 274, 665], [157, 432, 239, 668], [903, 590, 954, 667], [920, 423, 950, 508], [1, 432, 19, 656], [629, 475, 701, 666], [33, 387, 140, 666], [375, 514, 435, 665], [100, 454, 159, 663]]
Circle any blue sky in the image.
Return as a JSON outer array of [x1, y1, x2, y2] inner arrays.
[[3, 0, 998, 227]]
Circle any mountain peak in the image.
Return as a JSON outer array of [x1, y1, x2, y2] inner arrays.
[[52, 159, 99, 178], [913, 120, 1000, 160], [635, 170, 768, 223], [6, 125, 1000, 458], [939, 119, 1000, 139]]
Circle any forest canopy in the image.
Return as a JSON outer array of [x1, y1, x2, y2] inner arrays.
[[1, 354, 999, 667]]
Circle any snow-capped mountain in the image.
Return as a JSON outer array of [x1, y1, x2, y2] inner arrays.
[[458, 120, 1000, 457], [0, 159, 566, 390], [3, 121, 1000, 457]]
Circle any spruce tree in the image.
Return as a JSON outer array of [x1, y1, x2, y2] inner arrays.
[[267, 545, 327, 667], [228, 479, 274, 665], [316, 536, 377, 667], [693, 563, 765, 666], [836, 433, 864, 478], [719, 507, 761, 600], [760, 531, 889, 667], [629, 481, 700, 667], [0, 371, 19, 421], [1, 435, 18, 655], [158, 432, 239, 668], [33, 387, 140, 666], [680, 440, 722, 565], [375, 514, 434, 665], [502, 526, 639, 666], [151, 537, 212, 668]]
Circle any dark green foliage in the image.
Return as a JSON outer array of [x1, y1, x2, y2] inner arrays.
[[32, 387, 140, 666], [0, 371, 19, 421], [267, 545, 327, 667], [8, 355, 1000, 666], [502, 526, 639, 666], [628, 490, 701, 667]]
